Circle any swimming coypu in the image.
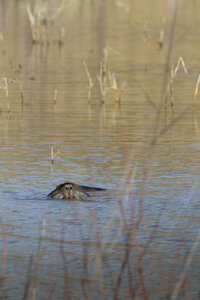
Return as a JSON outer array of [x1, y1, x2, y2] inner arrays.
[[48, 182, 106, 200]]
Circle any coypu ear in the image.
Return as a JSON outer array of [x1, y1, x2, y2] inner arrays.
[[56, 183, 67, 189]]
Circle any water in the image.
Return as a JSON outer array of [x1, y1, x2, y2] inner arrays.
[[0, 0, 200, 299]]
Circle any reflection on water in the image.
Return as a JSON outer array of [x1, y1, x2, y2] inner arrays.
[[0, 0, 200, 299]]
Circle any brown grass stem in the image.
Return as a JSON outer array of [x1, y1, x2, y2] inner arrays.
[[143, 21, 150, 71], [193, 74, 200, 108], [171, 231, 200, 300], [60, 222, 72, 300], [22, 255, 34, 300], [113, 241, 132, 300], [135, 182, 198, 298], [0, 210, 7, 300], [90, 209, 107, 300], [31, 219, 46, 300], [116, 156, 149, 299], [138, 0, 178, 225]]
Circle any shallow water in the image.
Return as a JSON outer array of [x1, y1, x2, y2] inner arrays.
[[0, 0, 200, 299]]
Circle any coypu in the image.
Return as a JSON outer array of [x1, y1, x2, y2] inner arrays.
[[48, 182, 106, 200]]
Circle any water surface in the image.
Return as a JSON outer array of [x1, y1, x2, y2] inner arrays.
[[0, 1, 200, 299]]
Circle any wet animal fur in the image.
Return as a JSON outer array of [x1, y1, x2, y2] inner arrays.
[[48, 182, 106, 200]]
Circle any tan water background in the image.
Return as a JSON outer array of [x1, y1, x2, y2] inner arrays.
[[0, 0, 200, 299]]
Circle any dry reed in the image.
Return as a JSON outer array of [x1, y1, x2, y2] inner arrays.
[[53, 89, 58, 112], [0, 210, 7, 300], [96, 46, 126, 103], [9, 61, 24, 107], [165, 57, 188, 108], [0, 77, 11, 112], [97, 54, 108, 103], [26, 0, 76, 45], [50, 146, 61, 164], [143, 21, 150, 71], [83, 61, 95, 101], [193, 74, 200, 108], [158, 29, 164, 49]]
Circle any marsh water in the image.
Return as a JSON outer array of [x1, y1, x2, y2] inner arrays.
[[0, 1, 200, 299]]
